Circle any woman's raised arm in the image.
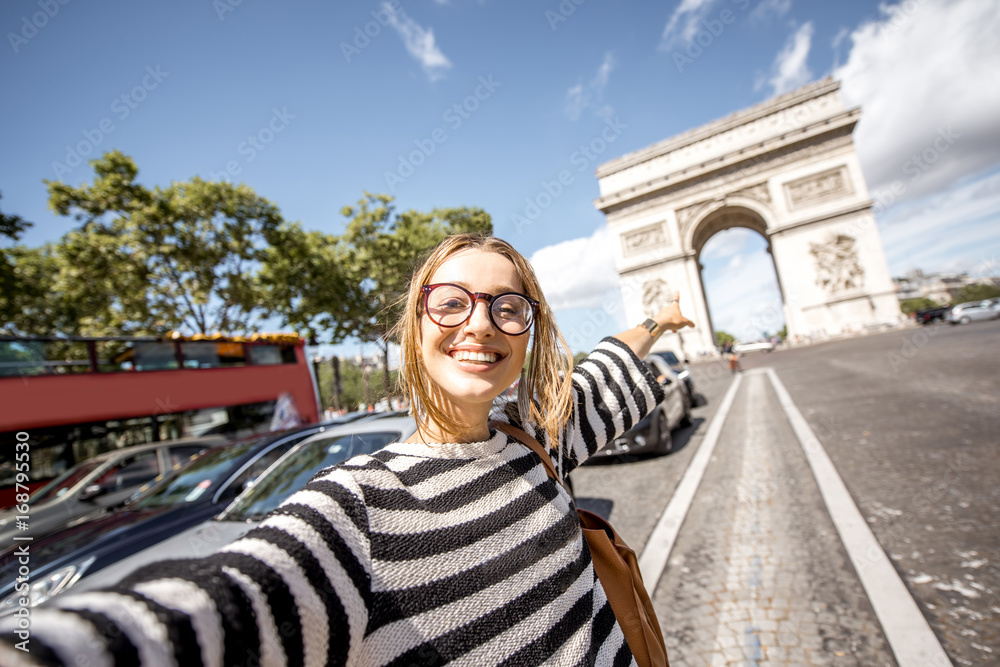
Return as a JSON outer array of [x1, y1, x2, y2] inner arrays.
[[613, 291, 695, 360]]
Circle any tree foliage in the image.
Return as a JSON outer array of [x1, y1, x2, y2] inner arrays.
[[899, 297, 940, 315], [715, 330, 736, 347], [333, 193, 492, 393], [41, 151, 292, 335], [952, 283, 1000, 305]]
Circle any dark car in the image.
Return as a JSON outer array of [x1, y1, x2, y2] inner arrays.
[[0, 424, 334, 614], [649, 350, 694, 399], [64, 416, 418, 595], [914, 306, 949, 324], [0, 437, 228, 545], [587, 356, 691, 461]]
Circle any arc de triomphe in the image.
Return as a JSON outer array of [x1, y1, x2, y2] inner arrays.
[[594, 77, 900, 358]]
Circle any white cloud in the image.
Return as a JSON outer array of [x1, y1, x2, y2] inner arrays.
[[530, 226, 621, 310], [701, 228, 748, 259], [878, 170, 1000, 274], [749, 0, 792, 23], [760, 22, 814, 96], [659, 0, 718, 51], [701, 233, 784, 339], [565, 52, 616, 121], [384, 5, 452, 82], [835, 0, 1000, 201]]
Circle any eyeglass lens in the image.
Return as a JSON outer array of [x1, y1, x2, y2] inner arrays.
[[426, 285, 533, 334]]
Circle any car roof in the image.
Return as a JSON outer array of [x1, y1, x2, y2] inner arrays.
[[298, 415, 416, 441], [90, 436, 228, 462]]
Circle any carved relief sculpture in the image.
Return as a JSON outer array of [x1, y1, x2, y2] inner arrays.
[[730, 182, 772, 205], [621, 223, 669, 257], [810, 233, 864, 293], [642, 278, 672, 316], [784, 166, 853, 208]]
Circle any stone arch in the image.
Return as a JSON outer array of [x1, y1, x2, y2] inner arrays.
[[686, 203, 787, 348], [686, 198, 773, 257], [594, 78, 901, 358]]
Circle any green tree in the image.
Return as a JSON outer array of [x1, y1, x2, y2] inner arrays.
[[899, 297, 940, 315], [715, 330, 736, 348], [0, 192, 31, 241], [337, 193, 492, 394], [257, 222, 353, 344], [44, 151, 292, 335], [952, 283, 1000, 305]]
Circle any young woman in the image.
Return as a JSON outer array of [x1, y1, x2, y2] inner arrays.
[[0, 234, 694, 666]]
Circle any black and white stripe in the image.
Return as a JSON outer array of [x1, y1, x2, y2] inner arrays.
[[0, 337, 663, 666]]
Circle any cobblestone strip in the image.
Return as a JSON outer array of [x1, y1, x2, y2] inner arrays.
[[766, 368, 954, 667], [654, 370, 897, 666]]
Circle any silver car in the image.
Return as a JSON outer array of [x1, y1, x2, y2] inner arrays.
[[72, 416, 417, 592], [0, 437, 226, 544], [948, 300, 999, 324]]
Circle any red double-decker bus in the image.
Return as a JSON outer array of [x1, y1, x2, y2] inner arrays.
[[0, 332, 320, 508]]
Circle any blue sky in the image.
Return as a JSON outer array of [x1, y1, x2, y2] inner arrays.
[[2, 0, 998, 356]]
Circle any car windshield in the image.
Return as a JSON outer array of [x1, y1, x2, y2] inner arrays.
[[30, 458, 105, 504], [658, 351, 680, 365], [223, 431, 400, 521], [128, 438, 264, 510]]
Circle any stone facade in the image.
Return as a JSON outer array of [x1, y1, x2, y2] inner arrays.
[[594, 78, 900, 358]]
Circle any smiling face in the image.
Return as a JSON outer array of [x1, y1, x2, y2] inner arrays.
[[418, 249, 531, 422]]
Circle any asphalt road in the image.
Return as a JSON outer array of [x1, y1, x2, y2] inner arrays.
[[570, 319, 999, 666]]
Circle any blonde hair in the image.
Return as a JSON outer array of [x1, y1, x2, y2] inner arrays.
[[393, 234, 574, 447]]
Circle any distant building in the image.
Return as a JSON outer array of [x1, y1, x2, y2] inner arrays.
[[893, 269, 997, 304]]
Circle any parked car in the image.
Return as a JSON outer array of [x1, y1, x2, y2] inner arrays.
[[948, 300, 1000, 324], [587, 356, 690, 461], [733, 340, 775, 353], [0, 436, 227, 545], [56, 416, 418, 596], [914, 306, 950, 324], [0, 425, 339, 615], [649, 349, 695, 399]]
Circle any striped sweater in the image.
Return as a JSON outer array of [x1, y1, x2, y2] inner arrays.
[[0, 337, 664, 667]]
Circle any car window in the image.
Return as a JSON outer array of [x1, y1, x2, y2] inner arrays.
[[29, 458, 104, 504], [95, 451, 160, 491], [224, 431, 400, 520], [659, 351, 680, 365], [167, 445, 213, 468], [217, 441, 300, 504], [128, 439, 263, 509]]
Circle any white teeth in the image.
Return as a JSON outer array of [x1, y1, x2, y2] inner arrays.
[[452, 350, 498, 363]]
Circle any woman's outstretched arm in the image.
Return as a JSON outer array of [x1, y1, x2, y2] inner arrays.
[[613, 291, 695, 359]]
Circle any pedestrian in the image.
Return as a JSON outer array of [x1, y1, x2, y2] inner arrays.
[[0, 234, 694, 666]]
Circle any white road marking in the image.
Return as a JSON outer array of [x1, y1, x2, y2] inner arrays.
[[766, 367, 953, 667], [637, 372, 744, 588]]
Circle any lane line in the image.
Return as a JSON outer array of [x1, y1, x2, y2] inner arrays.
[[765, 367, 953, 667], [637, 372, 743, 589]]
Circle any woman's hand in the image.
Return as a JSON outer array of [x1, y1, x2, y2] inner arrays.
[[613, 291, 695, 361], [653, 291, 695, 333]]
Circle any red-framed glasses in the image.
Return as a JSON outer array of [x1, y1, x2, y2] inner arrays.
[[420, 283, 539, 336]]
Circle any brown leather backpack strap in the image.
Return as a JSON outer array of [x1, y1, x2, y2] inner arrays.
[[491, 421, 565, 488]]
